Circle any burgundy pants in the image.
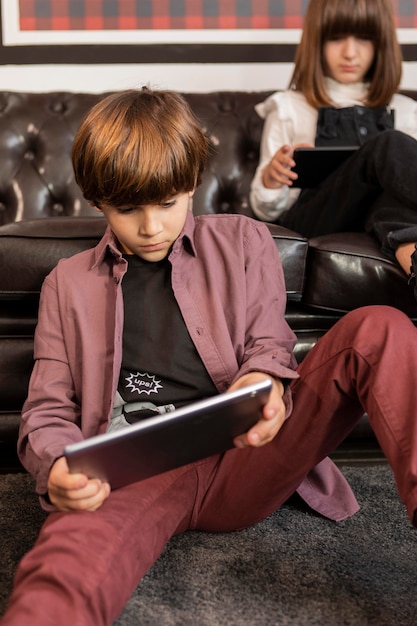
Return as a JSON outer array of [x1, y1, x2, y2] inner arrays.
[[3, 306, 417, 626]]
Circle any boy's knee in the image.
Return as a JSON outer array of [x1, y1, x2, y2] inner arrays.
[[343, 304, 412, 335]]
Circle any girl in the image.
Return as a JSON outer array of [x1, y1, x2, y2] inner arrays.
[[250, 0, 417, 293]]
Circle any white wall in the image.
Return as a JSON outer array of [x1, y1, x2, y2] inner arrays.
[[1, 61, 416, 93], [0, 63, 293, 93]]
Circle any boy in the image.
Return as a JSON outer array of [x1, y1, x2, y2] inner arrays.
[[2, 88, 417, 626]]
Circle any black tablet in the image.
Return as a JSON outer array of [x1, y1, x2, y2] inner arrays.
[[64, 379, 273, 489], [292, 146, 359, 188]]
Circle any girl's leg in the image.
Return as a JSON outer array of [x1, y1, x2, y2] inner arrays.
[[279, 130, 417, 252], [196, 306, 417, 531], [395, 241, 416, 275]]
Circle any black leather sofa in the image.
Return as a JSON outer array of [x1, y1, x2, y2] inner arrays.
[[0, 90, 416, 471]]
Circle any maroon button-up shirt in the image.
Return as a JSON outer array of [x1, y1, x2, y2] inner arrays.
[[19, 211, 358, 519]]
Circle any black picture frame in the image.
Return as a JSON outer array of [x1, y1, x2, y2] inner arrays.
[[0, 7, 416, 65]]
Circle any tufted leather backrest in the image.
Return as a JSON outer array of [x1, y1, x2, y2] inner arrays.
[[1, 89, 416, 225], [1, 88, 417, 307], [0, 92, 102, 223], [0, 91, 310, 304], [0, 90, 274, 224], [185, 92, 267, 218]]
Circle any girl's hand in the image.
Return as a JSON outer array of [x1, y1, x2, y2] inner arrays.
[[262, 143, 314, 189], [230, 372, 286, 448], [47, 455, 111, 512]]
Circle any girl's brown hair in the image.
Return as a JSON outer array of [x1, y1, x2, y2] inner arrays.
[[72, 87, 209, 208], [289, 0, 402, 108]]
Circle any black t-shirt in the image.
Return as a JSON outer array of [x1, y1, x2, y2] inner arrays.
[[118, 254, 217, 419]]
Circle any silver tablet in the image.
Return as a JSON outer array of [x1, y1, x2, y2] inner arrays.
[[64, 379, 273, 489]]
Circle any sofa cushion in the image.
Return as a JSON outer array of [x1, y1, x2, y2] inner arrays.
[[0, 217, 308, 302], [265, 224, 307, 301], [0, 216, 106, 294], [0, 338, 34, 411], [303, 232, 417, 318]]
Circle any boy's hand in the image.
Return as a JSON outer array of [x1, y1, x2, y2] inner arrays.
[[262, 143, 313, 189], [231, 372, 286, 449], [47, 456, 111, 512]]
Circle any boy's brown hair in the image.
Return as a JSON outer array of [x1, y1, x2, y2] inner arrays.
[[289, 0, 402, 108], [72, 87, 209, 208]]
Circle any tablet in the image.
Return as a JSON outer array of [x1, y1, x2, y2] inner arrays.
[[64, 379, 273, 489], [292, 146, 359, 188]]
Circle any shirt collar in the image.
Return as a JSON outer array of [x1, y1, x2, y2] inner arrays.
[[324, 76, 370, 106], [92, 209, 198, 268], [92, 225, 123, 268], [171, 209, 197, 258]]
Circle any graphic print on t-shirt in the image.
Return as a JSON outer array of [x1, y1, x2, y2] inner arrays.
[[119, 253, 218, 411], [124, 372, 162, 396]]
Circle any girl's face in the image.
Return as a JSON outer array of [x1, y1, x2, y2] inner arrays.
[[323, 35, 375, 84]]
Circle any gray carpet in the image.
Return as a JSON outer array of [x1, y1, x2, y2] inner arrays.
[[1, 465, 416, 625]]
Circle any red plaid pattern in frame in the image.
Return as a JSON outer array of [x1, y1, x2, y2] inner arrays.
[[18, 0, 417, 31]]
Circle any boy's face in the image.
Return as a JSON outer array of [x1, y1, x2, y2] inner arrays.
[[99, 191, 193, 262]]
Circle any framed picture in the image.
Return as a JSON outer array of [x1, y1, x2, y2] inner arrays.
[[1, 0, 417, 64]]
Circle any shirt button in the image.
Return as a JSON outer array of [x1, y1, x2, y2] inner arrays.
[[359, 126, 368, 136]]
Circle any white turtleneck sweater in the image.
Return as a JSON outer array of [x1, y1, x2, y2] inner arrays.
[[250, 77, 417, 222]]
